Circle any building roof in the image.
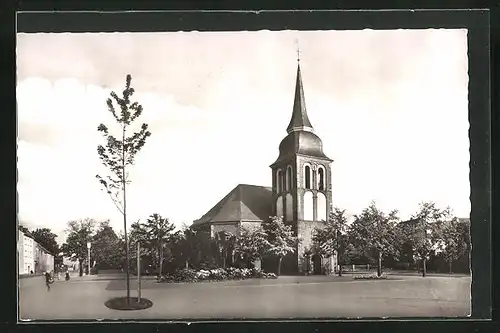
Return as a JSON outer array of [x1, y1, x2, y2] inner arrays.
[[19, 229, 55, 256], [286, 63, 314, 134], [192, 184, 273, 227], [271, 131, 333, 167], [271, 63, 332, 167]]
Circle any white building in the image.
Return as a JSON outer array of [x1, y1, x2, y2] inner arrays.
[[18, 228, 55, 275], [18, 229, 35, 275]]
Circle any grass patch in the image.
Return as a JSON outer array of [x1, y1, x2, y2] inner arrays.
[[104, 296, 153, 311]]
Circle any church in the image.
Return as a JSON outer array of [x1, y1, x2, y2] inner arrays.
[[191, 60, 337, 275]]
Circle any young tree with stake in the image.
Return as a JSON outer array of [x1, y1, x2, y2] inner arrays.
[[96, 74, 151, 304]]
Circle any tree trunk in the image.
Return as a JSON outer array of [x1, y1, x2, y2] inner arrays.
[[79, 259, 83, 277], [377, 251, 382, 277], [422, 258, 427, 277], [337, 252, 343, 277], [222, 250, 226, 269], [159, 244, 164, 277], [122, 120, 130, 305], [449, 259, 453, 274], [468, 250, 471, 273], [277, 257, 282, 276], [185, 260, 189, 269]]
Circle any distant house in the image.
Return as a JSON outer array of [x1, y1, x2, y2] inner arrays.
[[63, 256, 79, 271], [18, 228, 55, 275], [18, 229, 35, 275], [34, 242, 55, 274]]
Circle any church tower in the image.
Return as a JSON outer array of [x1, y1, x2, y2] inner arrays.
[[270, 60, 333, 275]]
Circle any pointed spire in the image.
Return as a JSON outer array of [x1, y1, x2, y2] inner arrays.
[[286, 60, 314, 134]]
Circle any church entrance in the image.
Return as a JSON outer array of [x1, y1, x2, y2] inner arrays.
[[312, 254, 322, 275]]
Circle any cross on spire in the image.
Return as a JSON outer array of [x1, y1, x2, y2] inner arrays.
[[295, 39, 301, 62]]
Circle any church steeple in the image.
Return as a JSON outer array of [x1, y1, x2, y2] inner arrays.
[[286, 62, 314, 134]]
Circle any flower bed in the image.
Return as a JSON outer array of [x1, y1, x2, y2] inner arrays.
[[353, 274, 388, 280], [158, 267, 277, 283]]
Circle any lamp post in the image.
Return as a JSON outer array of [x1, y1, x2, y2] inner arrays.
[[87, 242, 91, 275]]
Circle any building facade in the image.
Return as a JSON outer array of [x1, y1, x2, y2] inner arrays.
[[34, 242, 55, 274], [18, 228, 55, 275], [18, 230, 35, 275], [192, 61, 336, 275]]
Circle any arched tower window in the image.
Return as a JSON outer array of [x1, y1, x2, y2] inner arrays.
[[317, 192, 327, 221], [317, 166, 325, 191], [276, 169, 283, 193], [286, 166, 293, 191], [304, 165, 311, 189], [304, 191, 314, 220], [276, 196, 284, 217]]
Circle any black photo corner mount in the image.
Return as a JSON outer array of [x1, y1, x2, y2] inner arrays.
[[3, 5, 496, 333]]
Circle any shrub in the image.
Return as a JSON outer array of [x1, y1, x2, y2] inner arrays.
[[353, 274, 388, 280], [157, 267, 277, 283]]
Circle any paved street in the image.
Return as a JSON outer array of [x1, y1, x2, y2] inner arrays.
[[19, 274, 471, 320]]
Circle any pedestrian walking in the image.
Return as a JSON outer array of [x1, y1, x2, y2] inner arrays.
[[44, 271, 53, 291]]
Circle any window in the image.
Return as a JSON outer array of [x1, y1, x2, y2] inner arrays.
[[304, 191, 314, 220], [276, 169, 283, 193], [285, 193, 293, 222], [318, 167, 325, 191], [305, 165, 311, 189], [286, 166, 293, 191], [276, 196, 284, 217], [317, 192, 327, 221]]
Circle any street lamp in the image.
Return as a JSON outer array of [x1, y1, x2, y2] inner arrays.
[[87, 242, 91, 275]]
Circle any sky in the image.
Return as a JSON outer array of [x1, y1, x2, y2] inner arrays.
[[16, 29, 470, 244]]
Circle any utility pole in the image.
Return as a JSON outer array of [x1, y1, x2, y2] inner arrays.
[[87, 242, 91, 275], [137, 241, 141, 302]]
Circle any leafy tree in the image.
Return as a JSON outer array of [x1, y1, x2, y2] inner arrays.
[[167, 230, 190, 269], [312, 207, 349, 276], [214, 231, 236, 269], [61, 218, 96, 276], [261, 216, 299, 276], [178, 228, 214, 269], [30, 228, 63, 269], [349, 201, 400, 277], [134, 214, 175, 276], [92, 221, 124, 270], [18, 224, 32, 236], [96, 74, 151, 302], [456, 219, 472, 272], [434, 217, 470, 274], [407, 201, 453, 277], [234, 225, 268, 268]]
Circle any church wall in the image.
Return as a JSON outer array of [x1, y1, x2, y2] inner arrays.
[[240, 221, 263, 233], [211, 223, 239, 238], [296, 220, 325, 273]]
